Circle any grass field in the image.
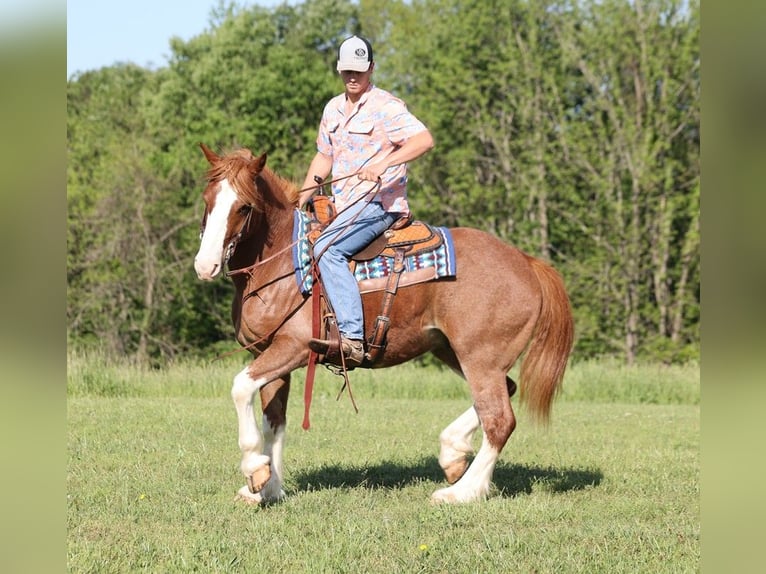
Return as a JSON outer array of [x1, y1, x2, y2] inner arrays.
[[67, 356, 699, 573]]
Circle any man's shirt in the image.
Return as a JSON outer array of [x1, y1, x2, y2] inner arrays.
[[316, 84, 427, 214]]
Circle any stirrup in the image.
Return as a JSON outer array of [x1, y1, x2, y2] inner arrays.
[[308, 337, 364, 369]]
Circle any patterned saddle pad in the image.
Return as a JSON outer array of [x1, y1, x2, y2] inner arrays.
[[292, 210, 456, 295]]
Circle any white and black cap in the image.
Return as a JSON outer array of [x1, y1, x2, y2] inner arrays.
[[336, 35, 373, 72]]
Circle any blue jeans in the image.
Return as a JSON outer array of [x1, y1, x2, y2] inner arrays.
[[313, 200, 399, 340]]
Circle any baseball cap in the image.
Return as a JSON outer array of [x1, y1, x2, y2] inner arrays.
[[336, 36, 373, 72]]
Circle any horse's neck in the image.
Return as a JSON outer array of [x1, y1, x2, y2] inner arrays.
[[259, 169, 298, 208], [230, 207, 302, 342]]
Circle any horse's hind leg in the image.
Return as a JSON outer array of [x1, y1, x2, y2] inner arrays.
[[432, 348, 517, 485], [432, 369, 516, 504], [431, 347, 480, 484]]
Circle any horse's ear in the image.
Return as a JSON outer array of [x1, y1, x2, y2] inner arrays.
[[254, 152, 267, 172], [199, 142, 220, 165]]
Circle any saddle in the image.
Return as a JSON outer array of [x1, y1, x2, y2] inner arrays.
[[352, 218, 443, 261]]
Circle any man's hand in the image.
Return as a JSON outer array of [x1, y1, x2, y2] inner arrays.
[[358, 162, 386, 182]]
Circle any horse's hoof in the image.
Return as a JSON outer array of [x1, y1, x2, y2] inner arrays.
[[432, 484, 489, 504], [443, 460, 469, 485], [235, 485, 263, 505], [246, 464, 271, 494], [431, 488, 458, 505]]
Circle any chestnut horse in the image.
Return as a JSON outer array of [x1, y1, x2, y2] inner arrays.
[[193, 143, 574, 504]]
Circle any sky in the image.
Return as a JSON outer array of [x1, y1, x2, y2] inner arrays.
[[66, 0, 280, 79]]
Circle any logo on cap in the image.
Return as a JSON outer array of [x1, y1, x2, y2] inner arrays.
[[337, 36, 373, 72]]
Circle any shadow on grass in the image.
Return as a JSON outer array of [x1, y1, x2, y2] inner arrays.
[[293, 457, 602, 498]]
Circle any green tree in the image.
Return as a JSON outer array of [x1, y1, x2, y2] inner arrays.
[[68, 65, 205, 362], [68, 0, 365, 361], [371, 0, 699, 363], [145, 0, 358, 179], [554, 0, 700, 362]]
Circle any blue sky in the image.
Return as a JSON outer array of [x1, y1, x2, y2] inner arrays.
[[66, 0, 280, 78]]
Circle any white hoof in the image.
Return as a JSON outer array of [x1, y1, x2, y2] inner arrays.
[[431, 488, 454, 505], [234, 484, 286, 505], [235, 485, 263, 505], [431, 484, 489, 505]]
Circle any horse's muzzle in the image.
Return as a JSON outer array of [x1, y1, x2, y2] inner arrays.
[[194, 257, 221, 281]]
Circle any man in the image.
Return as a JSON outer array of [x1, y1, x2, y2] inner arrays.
[[299, 35, 434, 368]]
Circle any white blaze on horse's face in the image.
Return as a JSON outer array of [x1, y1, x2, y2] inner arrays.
[[194, 180, 239, 280]]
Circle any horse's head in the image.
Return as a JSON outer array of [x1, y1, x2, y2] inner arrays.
[[194, 143, 268, 280]]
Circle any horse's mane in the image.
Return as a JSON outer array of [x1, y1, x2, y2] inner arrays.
[[206, 148, 299, 211]]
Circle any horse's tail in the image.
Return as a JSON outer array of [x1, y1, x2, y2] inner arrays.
[[519, 256, 574, 424]]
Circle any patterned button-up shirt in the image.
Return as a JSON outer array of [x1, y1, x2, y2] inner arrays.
[[316, 84, 427, 214]]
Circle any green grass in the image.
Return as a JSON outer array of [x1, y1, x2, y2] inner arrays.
[[67, 355, 699, 573], [67, 350, 699, 404]]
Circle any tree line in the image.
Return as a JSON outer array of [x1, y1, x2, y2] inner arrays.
[[67, 0, 699, 365]]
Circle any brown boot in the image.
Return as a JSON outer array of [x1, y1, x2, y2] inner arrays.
[[340, 338, 365, 368], [308, 337, 365, 369]]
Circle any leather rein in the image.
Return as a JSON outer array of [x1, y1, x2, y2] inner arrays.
[[225, 171, 366, 278]]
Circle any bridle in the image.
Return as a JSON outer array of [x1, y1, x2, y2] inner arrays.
[[220, 171, 378, 278], [222, 206, 254, 266]]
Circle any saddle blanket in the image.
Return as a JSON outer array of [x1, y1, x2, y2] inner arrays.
[[292, 210, 456, 296]]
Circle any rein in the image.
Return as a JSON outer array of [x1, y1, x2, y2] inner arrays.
[[297, 171, 360, 195], [226, 172, 380, 277], [226, 240, 297, 278]]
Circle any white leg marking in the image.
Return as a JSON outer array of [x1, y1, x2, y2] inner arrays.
[[438, 406, 479, 474], [260, 416, 287, 502], [194, 181, 238, 280], [231, 367, 270, 481], [432, 434, 500, 504]]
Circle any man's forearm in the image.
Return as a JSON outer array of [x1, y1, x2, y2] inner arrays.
[[386, 129, 435, 167], [358, 129, 434, 182]]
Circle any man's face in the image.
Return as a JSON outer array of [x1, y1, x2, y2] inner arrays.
[[339, 65, 373, 97]]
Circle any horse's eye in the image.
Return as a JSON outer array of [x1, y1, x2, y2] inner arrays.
[[238, 205, 251, 215]]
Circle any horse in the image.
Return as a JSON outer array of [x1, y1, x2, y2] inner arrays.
[[193, 143, 574, 504]]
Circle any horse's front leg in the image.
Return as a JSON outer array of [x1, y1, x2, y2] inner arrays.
[[231, 364, 273, 503], [230, 340, 307, 504]]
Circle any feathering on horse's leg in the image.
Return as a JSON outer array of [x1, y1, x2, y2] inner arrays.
[[438, 406, 480, 484], [231, 364, 272, 501], [256, 416, 286, 502], [429, 346, 479, 484], [432, 434, 501, 504]]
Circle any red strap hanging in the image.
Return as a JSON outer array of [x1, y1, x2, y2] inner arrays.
[[302, 263, 322, 430]]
